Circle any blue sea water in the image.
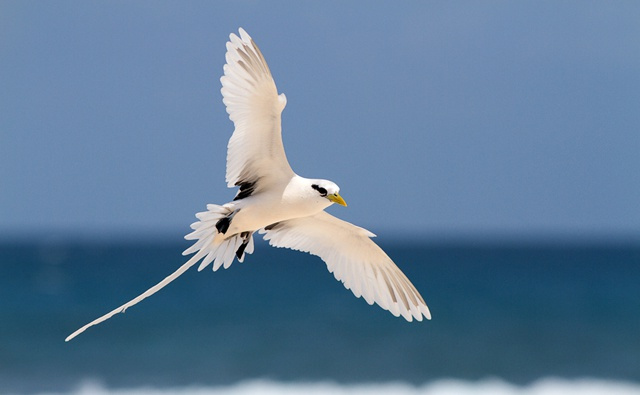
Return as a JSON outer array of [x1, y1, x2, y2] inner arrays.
[[0, 237, 638, 394]]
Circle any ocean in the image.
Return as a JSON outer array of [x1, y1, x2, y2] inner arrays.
[[1, 237, 638, 394]]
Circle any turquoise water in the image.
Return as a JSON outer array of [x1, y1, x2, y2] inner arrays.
[[1, 239, 638, 393]]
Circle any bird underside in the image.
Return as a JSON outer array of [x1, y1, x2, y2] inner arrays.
[[213, 207, 263, 261]]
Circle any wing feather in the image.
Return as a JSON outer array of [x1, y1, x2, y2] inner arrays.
[[261, 212, 431, 321], [221, 28, 294, 189]]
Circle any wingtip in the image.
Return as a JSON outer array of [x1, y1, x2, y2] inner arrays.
[[422, 305, 432, 320], [238, 27, 251, 43]]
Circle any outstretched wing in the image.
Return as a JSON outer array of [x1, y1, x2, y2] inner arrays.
[[221, 28, 294, 190], [261, 212, 431, 321]]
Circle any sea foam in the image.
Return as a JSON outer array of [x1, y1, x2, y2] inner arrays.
[[15, 378, 640, 395]]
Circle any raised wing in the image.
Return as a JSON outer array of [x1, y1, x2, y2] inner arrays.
[[221, 28, 294, 190], [261, 212, 431, 321]]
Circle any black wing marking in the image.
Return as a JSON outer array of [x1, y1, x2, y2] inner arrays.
[[233, 180, 257, 201]]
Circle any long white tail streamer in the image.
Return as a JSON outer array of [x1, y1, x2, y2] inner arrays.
[[65, 248, 207, 342]]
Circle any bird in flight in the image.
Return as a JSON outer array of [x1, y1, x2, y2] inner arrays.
[[66, 28, 430, 342]]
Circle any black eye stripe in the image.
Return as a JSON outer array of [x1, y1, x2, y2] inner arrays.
[[311, 184, 328, 197]]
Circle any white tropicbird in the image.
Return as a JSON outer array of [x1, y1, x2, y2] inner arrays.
[[66, 28, 430, 342]]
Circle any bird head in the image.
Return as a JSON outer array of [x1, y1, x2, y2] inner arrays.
[[311, 181, 347, 207]]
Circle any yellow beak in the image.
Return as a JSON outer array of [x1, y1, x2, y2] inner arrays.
[[327, 193, 347, 207]]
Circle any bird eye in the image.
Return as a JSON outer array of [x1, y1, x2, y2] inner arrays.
[[311, 184, 328, 197]]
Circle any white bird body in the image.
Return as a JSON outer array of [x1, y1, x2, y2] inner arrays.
[[221, 176, 334, 235], [65, 28, 430, 342]]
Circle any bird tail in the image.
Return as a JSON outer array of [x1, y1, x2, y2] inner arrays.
[[183, 203, 255, 271], [64, 203, 255, 342]]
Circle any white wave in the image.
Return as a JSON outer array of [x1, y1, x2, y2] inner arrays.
[[9, 378, 640, 395]]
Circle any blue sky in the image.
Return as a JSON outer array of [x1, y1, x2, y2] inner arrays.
[[1, 1, 639, 241]]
